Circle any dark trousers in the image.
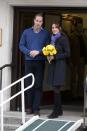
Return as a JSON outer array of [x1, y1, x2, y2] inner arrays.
[[24, 60, 45, 112]]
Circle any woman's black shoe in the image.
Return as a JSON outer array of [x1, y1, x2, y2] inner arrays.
[[48, 112, 59, 118], [48, 111, 63, 119], [58, 110, 63, 116]]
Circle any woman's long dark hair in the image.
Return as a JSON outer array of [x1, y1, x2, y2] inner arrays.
[[52, 21, 62, 32]]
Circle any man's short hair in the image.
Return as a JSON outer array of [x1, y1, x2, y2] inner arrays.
[[34, 13, 43, 19]]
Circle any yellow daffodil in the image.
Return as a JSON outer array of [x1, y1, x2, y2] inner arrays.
[[42, 44, 57, 63], [42, 44, 57, 56]]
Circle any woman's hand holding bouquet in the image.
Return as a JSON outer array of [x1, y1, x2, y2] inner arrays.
[[42, 44, 57, 63]]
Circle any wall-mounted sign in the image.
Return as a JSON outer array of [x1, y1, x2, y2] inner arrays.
[[0, 29, 2, 46]]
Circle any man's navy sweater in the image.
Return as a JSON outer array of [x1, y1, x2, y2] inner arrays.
[[19, 27, 50, 60]]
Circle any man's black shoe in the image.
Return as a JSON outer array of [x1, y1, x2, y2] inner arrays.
[[26, 109, 33, 114], [34, 111, 40, 116]]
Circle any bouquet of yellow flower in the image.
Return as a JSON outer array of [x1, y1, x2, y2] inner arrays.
[[42, 44, 57, 63]]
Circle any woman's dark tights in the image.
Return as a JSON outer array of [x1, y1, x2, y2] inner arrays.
[[53, 86, 63, 114]]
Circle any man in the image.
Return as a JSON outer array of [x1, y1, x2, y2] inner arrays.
[[19, 13, 50, 115]]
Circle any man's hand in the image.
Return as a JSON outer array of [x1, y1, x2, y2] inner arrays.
[[29, 50, 40, 58]]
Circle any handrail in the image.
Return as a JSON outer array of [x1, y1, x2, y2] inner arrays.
[[0, 63, 13, 70], [0, 73, 35, 131], [0, 63, 13, 90]]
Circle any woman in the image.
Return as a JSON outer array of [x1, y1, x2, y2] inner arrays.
[[47, 22, 70, 118]]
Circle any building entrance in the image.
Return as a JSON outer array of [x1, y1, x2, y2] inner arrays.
[[11, 7, 87, 111]]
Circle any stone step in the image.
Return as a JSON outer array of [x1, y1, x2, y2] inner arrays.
[[2, 115, 30, 125], [0, 124, 20, 131], [0, 111, 33, 131], [0, 111, 31, 124]]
